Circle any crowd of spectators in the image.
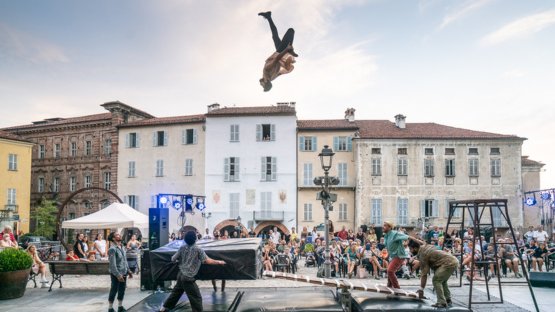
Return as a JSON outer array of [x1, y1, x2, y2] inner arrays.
[[257, 223, 555, 282]]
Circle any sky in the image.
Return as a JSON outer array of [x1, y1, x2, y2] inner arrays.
[[1, 0, 554, 188]]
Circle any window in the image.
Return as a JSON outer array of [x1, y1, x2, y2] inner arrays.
[[371, 199, 382, 225], [7, 188, 16, 205], [68, 213, 75, 220], [38, 144, 45, 159], [103, 172, 111, 190], [397, 198, 408, 226], [469, 158, 479, 177], [303, 203, 313, 221], [156, 160, 164, 177], [8, 154, 17, 171], [337, 163, 347, 186], [260, 192, 272, 212], [38, 177, 45, 192], [230, 125, 240, 142], [127, 132, 139, 148], [84, 201, 92, 210], [445, 148, 455, 155], [104, 139, 112, 156], [127, 195, 138, 209], [445, 159, 455, 176], [53, 177, 60, 192], [371, 158, 381, 176], [421, 199, 438, 218], [303, 163, 313, 186], [85, 141, 92, 156], [424, 159, 434, 177], [333, 136, 352, 152], [84, 175, 92, 188], [261, 157, 277, 181], [491, 159, 501, 177], [339, 203, 347, 221], [299, 136, 317, 151], [229, 193, 240, 218], [182, 129, 197, 145], [185, 159, 193, 176], [154, 131, 167, 146], [468, 148, 479, 155], [397, 158, 408, 176], [490, 147, 500, 155], [54, 143, 61, 158], [371, 148, 381, 154], [424, 148, 434, 155], [128, 161, 136, 177], [257, 124, 275, 141], [398, 148, 407, 155], [70, 142, 77, 157], [69, 176, 77, 192], [224, 157, 240, 182]]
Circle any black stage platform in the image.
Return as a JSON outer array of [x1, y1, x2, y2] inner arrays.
[[127, 287, 472, 312]]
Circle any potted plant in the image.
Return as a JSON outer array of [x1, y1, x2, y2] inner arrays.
[[0, 248, 33, 299]]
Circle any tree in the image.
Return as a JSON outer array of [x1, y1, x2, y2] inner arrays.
[[34, 199, 58, 239]]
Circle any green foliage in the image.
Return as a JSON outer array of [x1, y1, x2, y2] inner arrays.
[[35, 199, 58, 240], [304, 243, 314, 253], [0, 248, 33, 272]]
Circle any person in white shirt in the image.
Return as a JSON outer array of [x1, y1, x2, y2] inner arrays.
[[533, 226, 549, 243], [94, 233, 108, 260], [524, 226, 535, 244], [271, 227, 281, 244]]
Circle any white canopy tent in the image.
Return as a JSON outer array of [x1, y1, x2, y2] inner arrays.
[[61, 202, 148, 234]]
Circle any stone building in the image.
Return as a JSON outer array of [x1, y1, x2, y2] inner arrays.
[[521, 156, 545, 227], [116, 114, 206, 235], [2, 101, 153, 232]]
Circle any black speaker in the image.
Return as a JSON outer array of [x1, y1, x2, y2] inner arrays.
[[149, 208, 169, 250], [529, 271, 555, 288], [140, 249, 154, 291]]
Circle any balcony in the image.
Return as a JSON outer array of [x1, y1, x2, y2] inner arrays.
[[253, 210, 284, 222], [4, 205, 18, 212]]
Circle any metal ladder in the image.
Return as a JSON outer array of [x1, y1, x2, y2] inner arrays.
[[444, 199, 539, 311]]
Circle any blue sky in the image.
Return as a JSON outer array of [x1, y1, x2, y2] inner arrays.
[[1, 0, 554, 188]]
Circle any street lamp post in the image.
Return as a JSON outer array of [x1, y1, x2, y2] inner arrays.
[[317, 145, 336, 278]]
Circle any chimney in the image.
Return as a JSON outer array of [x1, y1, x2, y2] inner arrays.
[[394, 114, 406, 129], [344, 108, 356, 122], [207, 103, 220, 112]]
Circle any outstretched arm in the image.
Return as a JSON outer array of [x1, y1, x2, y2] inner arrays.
[[204, 257, 226, 266]]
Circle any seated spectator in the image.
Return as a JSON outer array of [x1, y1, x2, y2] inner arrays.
[[503, 239, 522, 278], [380, 247, 389, 269], [66, 250, 80, 261], [531, 241, 548, 272], [26, 245, 48, 284], [87, 251, 97, 261], [346, 242, 358, 278], [0, 225, 16, 245], [0, 233, 17, 249]]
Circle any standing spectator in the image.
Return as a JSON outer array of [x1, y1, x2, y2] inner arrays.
[[534, 226, 549, 244], [26, 245, 49, 284], [94, 233, 108, 260], [202, 228, 213, 240], [126, 234, 141, 274], [356, 228, 365, 243], [107, 232, 133, 312], [300, 226, 309, 241], [290, 227, 298, 243], [383, 221, 409, 289], [74, 233, 86, 259], [159, 231, 226, 312], [271, 227, 281, 244], [248, 227, 256, 238], [524, 226, 535, 244], [170, 233, 176, 241]]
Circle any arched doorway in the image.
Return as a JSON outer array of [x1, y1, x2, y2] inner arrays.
[[214, 219, 249, 238], [253, 221, 289, 237]]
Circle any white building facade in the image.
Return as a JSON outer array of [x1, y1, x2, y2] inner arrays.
[[204, 103, 297, 236], [116, 115, 206, 234]]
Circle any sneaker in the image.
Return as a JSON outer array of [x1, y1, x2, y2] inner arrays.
[[431, 302, 447, 308], [289, 49, 299, 57], [40, 279, 49, 284], [374, 276, 380, 280], [403, 274, 410, 280], [446, 298, 452, 305], [108, 309, 115, 312], [117, 307, 126, 312], [258, 11, 271, 19]]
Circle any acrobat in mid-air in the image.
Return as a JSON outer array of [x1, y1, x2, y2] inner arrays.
[[258, 11, 298, 92]]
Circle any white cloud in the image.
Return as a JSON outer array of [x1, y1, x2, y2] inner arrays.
[[0, 22, 69, 63], [439, 0, 493, 30], [481, 9, 555, 45]]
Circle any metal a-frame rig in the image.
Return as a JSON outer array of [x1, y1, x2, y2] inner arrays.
[[445, 199, 539, 312]]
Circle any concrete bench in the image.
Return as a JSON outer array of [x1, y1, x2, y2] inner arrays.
[[46, 261, 110, 291]]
